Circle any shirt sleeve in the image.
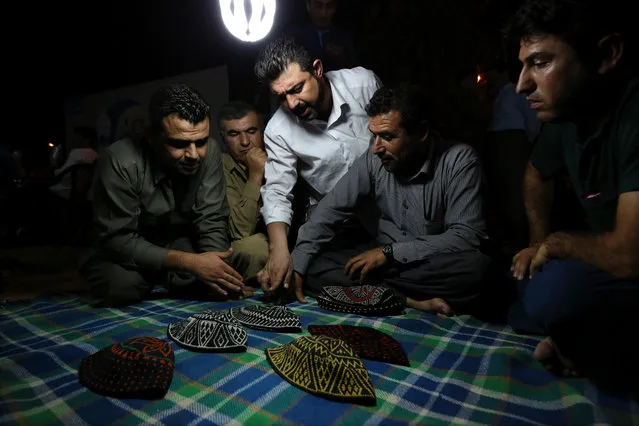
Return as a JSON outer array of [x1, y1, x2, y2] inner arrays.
[[260, 128, 299, 226], [392, 151, 487, 265], [530, 123, 565, 179], [291, 151, 373, 275], [224, 157, 262, 240], [618, 96, 639, 194], [193, 139, 231, 253], [92, 148, 169, 271]]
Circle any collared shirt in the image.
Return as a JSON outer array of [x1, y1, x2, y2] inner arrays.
[[222, 152, 264, 240], [92, 137, 229, 271], [261, 66, 382, 226], [531, 78, 638, 232], [291, 136, 487, 274]]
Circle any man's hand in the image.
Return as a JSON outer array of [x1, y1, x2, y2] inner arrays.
[[511, 245, 540, 280], [344, 247, 387, 282], [529, 243, 550, 279], [257, 247, 293, 294], [245, 147, 267, 184], [291, 272, 308, 303], [189, 249, 244, 295]]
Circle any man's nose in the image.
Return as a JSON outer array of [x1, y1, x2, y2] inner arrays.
[[285, 94, 298, 110], [239, 133, 251, 147], [516, 66, 535, 95], [371, 136, 384, 154], [185, 143, 198, 159]]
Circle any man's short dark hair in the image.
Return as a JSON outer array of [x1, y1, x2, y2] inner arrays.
[[148, 83, 210, 136], [365, 84, 431, 136], [254, 36, 314, 82], [505, 0, 633, 61], [217, 101, 261, 132]]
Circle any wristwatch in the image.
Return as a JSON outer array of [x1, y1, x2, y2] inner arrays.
[[381, 244, 394, 263]]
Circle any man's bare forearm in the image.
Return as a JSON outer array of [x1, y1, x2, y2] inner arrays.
[[267, 222, 290, 251], [546, 232, 639, 279], [523, 162, 554, 245]]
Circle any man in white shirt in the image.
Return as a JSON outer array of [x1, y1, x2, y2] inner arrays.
[[253, 36, 381, 297]]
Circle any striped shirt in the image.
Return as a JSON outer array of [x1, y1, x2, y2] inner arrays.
[[291, 135, 487, 274]]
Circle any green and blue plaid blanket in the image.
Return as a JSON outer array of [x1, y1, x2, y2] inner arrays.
[[1, 296, 637, 425]]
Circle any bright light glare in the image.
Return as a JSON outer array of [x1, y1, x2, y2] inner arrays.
[[220, 0, 276, 42]]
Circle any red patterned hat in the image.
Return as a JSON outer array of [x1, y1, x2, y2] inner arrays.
[[308, 325, 410, 366], [78, 337, 175, 399]]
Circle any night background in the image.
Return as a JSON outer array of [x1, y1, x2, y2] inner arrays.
[[10, 0, 523, 153]]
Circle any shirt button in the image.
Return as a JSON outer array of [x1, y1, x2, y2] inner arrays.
[[403, 202, 408, 209]]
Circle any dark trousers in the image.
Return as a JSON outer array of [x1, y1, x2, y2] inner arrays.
[[79, 237, 248, 307], [508, 260, 639, 389], [304, 243, 492, 314]]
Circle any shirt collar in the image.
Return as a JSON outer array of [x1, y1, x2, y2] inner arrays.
[[326, 77, 349, 128], [224, 153, 248, 178], [304, 75, 349, 129], [404, 133, 442, 182]]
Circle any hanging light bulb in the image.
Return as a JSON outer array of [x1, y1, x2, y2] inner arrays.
[[220, 0, 276, 42]]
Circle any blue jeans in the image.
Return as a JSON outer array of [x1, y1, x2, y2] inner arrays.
[[508, 260, 639, 384]]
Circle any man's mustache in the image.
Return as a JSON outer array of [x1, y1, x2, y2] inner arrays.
[[292, 102, 307, 116]]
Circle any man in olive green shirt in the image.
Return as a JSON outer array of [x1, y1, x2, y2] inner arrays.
[[80, 84, 251, 307], [506, 0, 638, 390], [218, 101, 269, 279]]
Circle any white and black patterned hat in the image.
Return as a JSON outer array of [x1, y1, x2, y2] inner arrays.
[[167, 310, 248, 352], [230, 305, 303, 333]]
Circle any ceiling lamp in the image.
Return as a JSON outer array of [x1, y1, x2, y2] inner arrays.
[[220, 0, 276, 42]]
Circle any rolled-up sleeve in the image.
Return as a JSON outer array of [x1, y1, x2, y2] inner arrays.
[[261, 129, 299, 226], [194, 139, 230, 253], [92, 149, 169, 271], [392, 158, 487, 265]]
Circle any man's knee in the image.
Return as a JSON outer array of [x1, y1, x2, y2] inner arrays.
[[521, 260, 598, 328], [231, 233, 269, 278], [80, 260, 152, 307]]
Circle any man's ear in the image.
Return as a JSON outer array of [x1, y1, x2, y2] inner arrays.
[[420, 122, 430, 142], [312, 59, 324, 79], [597, 33, 624, 74]]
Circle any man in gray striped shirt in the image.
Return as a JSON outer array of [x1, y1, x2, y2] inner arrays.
[[288, 84, 491, 315]]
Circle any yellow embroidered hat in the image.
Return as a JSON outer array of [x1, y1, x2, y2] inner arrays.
[[265, 335, 376, 406]]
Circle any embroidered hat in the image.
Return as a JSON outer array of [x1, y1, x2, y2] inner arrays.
[[308, 324, 410, 366], [265, 335, 376, 406], [230, 304, 302, 333], [317, 285, 405, 316], [167, 310, 247, 352], [78, 336, 174, 399]]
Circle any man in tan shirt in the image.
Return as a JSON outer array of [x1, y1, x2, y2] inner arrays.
[[218, 101, 269, 280]]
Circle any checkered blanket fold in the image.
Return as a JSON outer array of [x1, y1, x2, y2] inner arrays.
[[1, 296, 638, 425]]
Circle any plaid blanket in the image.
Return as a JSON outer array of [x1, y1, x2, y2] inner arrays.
[[1, 296, 637, 426]]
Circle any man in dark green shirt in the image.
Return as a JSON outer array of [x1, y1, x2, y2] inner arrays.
[[80, 84, 251, 307], [506, 0, 638, 390]]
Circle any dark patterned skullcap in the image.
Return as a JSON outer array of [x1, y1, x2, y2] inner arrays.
[[230, 305, 302, 332], [78, 337, 174, 399], [265, 335, 377, 406], [167, 310, 247, 352], [317, 285, 405, 316], [308, 325, 410, 366]]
